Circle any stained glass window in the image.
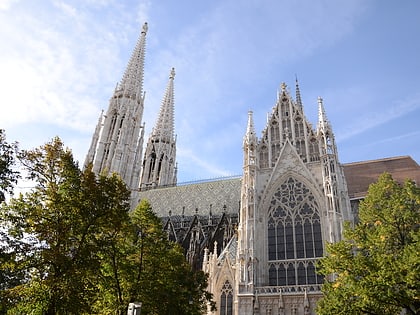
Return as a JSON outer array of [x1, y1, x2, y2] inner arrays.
[[267, 177, 324, 286], [220, 280, 233, 315]]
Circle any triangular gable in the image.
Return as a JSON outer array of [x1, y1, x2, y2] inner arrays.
[[259, 139, 324, 211]]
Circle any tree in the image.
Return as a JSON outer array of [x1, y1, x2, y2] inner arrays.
[[317, 173, 420, 315], [95, 199, 215, 315], [1, 137, 214, 314], [0, 129, 19, 203], [0, 137, 131, 314]]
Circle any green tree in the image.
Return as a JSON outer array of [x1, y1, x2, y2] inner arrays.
[[0, 137, 131, 314], [0, 129, 21, 314], [95, 199, 215, 315], [317, 173, 420, 315], [0, 129, 19, 203]]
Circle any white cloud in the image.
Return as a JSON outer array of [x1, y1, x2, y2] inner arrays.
[[2, 0, 418, 181], [0, 0, 18, 11]]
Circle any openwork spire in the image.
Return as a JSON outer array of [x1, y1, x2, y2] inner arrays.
[[85, 22, 149, 207], [119, 22, 148, 99], [317, 96, 330, 132], [151, 67, 176, 142], [244, 110, 257, 146], [295, 76, 303, 109], [140, 67, 177, 189]]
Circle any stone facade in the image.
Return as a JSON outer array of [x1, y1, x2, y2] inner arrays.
[[86, 23, 420, 315], [200, 82, 352, 315]]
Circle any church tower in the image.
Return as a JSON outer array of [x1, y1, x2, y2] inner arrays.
[[205, 81, 351, 315], [140, 67, 177, 189], [85, 23, 148, 195]]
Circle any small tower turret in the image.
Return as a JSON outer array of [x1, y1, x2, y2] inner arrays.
[[237, 111, 258, 293], [317, 97, 352, 242]]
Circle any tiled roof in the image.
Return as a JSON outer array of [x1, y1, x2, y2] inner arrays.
[[137, 177, 241, 217], [343, 156, 420, 199], [138, 156, 420, 215], [218, 234, 237, 264]]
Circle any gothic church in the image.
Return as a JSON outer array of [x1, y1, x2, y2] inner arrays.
[[85, 23, 420, 315]]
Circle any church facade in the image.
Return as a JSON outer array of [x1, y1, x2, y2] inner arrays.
[[86, 24, 420, 315]]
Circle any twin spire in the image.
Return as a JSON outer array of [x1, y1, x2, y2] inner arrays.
[[140, 67, 178, 189], [119, 22, 148, 99], [151, 67, 176, 143], [85, 22, 177, 198]]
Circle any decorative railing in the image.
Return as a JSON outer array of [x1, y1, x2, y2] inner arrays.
[[238, 285, 322, 295], [176, 175, 241, 186]]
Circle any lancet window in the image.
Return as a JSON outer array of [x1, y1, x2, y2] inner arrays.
[[267, 177, 324, 287], [270, 120, 280, 142], [220, 280, 233, 315], [259, 145, 269, 169]]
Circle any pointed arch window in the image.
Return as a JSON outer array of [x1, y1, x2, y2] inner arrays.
[[267, 177, 324, 286], [107, 112, 118, 142], [271, 120, 280, 142], [259, 145, 269, 169], [220, 280, 233, 315], [294, 120, 304, 138]]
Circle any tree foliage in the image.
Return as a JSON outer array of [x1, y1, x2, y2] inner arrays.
[[0, 137, 131, 314], [1, 137, 214, 314], [94, 199, 215, 315], [0, 129, 19, 203], [317, 173, 420, 315]]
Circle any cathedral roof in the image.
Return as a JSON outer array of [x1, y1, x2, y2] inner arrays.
[[343, 156, 420, 199], [137, 176, 241, 217], [138, 156, 419, 215], [217, 234, 237, 265]]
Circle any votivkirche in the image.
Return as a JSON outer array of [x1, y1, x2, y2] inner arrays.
[[85, 23, 420, 315]]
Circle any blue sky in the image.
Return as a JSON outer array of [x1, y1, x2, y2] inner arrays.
[[1, 0, 419, 183]]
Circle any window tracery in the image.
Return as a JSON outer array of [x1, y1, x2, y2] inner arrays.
[[271, 120, 280, 142], [267, 177, 324, 286], [259, 145, 269, 169], [220, 280, 233, 315]]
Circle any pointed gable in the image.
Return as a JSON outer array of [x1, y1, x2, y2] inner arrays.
[[258, 83, 319, 170], [259, 140, 323, 212]]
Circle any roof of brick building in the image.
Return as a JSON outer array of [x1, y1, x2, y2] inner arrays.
[[343, 156, 420, 199]]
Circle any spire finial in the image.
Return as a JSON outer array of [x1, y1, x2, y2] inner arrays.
[[142, 22, 148, 34], [280, 82, 287, 92]]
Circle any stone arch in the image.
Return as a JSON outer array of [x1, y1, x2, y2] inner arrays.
[[262, 173, 325, 287], [219, 279, 234, 315]]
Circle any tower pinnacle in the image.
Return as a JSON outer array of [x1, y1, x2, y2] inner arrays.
[[295, 76, 303, 109], [317, 96, 331, 134], [244, 110, 257, 147]]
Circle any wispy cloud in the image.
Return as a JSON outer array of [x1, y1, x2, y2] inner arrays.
[[177, 147, 232, 180], [0, 1, 148, 132], [336, 95, 420, 142], [2, 0, 418, 182]]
